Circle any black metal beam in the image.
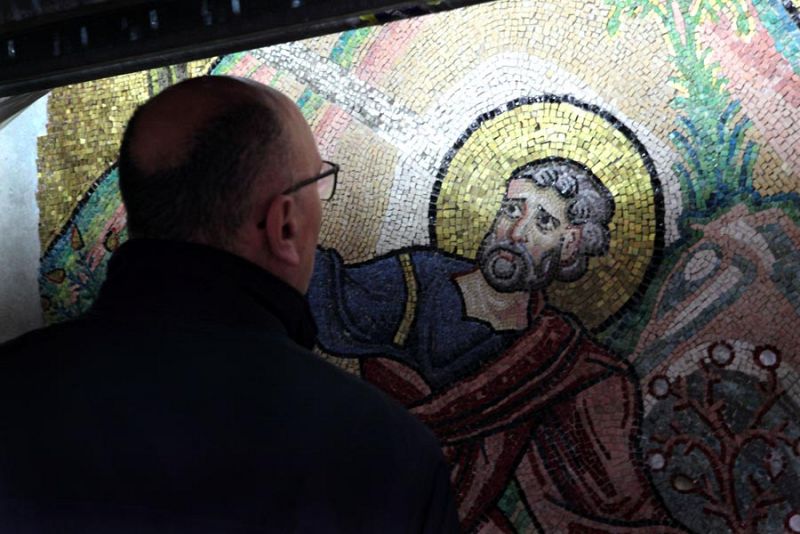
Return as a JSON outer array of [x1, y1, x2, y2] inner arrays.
[[0, 90, 47, 128], [0, 0, 493, 96]]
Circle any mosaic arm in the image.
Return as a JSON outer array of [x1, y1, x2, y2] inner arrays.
[[309, 248, 408, 358]]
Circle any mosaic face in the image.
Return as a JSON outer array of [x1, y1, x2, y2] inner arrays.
[[477, 159, 614, 292], [28, 0, 800, 532], [479, 181, 569, 292]]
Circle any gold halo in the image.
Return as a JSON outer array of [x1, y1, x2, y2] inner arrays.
[[432, 97, 660, 329]]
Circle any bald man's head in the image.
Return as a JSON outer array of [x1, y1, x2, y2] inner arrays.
[[118, 76, 294, 247]]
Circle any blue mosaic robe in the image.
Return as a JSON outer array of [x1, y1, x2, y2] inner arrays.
[[309, 247, 521, 390]]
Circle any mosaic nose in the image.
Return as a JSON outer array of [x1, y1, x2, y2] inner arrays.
[[509, 216, 533, 243]]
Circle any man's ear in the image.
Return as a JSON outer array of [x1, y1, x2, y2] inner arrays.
[[561, 227, 582, 264], [264, 195, 301, 266]]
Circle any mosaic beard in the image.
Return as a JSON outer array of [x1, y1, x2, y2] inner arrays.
[[477, 237, 559, 293]]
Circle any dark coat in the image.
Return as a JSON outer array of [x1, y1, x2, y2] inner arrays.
[[0, 240, 459, 533]]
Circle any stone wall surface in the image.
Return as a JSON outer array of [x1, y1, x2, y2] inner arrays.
[[0, 95, 46, 343]]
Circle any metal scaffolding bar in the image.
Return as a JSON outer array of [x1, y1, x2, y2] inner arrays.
[[0, 0, 493, 96]]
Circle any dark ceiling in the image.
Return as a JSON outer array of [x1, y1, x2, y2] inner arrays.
[[1, 1, 140, 26], [0, 0, 491, 96]]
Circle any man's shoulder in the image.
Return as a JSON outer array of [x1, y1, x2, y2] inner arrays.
[[291, 345, 441, 446], [0, 317, 454, 532], [0, 319, 444, 468], [0, 319, 92, 366]]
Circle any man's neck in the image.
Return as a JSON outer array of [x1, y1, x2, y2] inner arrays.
[[454, 270, 532, 331]]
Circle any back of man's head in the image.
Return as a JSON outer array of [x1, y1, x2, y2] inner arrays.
[[118, 76, 289, 249]]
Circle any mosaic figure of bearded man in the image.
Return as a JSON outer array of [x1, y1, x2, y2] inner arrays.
[[309, 158, 687, 533]]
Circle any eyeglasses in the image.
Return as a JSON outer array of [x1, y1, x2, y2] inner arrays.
[[281, 160, 339, 201]]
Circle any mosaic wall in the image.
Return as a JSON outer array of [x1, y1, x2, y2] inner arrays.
[[30, 0, 800, 532]]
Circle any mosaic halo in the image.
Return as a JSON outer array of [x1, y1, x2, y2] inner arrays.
[[429, 95, 663, 329]]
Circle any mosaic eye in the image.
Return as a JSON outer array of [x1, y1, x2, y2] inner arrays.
[[501, 200, 524, 220], [536, 206, 560, 232]]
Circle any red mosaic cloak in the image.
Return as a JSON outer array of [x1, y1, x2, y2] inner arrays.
[[361, 299, 685, 533]]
